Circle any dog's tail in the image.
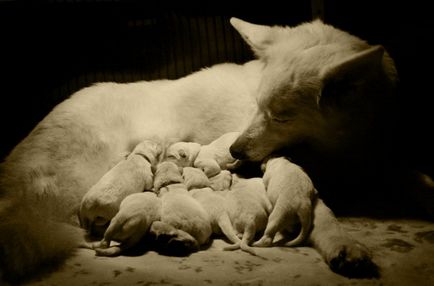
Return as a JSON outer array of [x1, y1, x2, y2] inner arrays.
[[0, 196, 84, 283]]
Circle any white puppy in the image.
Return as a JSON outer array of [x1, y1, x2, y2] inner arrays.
[[254, 157, 317, 247], [223, 175, 272, 255], [209, 170, 233, 191], [80, 140, 161, 236], [190, 187, 240, 243], [194, 132, 240, 177], [165, 142, 201, 167], [182, 167, 211, 190], [153, 161, 184, 192], [91, 192, 162, 256], [158, 183, 212, 249]]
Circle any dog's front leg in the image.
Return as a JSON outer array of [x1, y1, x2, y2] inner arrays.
[[309, 198, 379, 278]]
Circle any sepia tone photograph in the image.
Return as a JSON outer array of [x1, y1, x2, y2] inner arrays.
[[0, 0, 433, 285]]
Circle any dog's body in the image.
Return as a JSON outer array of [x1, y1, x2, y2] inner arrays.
[[0, 18, 430, 282]]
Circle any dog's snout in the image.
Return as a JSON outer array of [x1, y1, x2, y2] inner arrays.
[[230, 142, 247, 160]]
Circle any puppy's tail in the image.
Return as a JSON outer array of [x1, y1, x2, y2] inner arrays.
[[0, 197, 84, 283], [223, 222, 257, 256], [217, 213, 240, 244]]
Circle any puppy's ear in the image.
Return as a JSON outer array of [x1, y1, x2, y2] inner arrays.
[[178, 149, 187, 159], [319, 45, 384, 107], [230, 17, 280, 59]]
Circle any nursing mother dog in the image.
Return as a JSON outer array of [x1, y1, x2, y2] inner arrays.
[[0, 17, 428, 282]]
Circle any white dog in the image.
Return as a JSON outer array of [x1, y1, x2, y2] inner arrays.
[[0, 17, 407, 281]]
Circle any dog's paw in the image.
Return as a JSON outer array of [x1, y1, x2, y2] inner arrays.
[[325, 236, 379, 278]]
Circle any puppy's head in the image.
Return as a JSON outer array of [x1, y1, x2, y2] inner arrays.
[[229, 18, 396, 161], [165, 142, 201, 167]]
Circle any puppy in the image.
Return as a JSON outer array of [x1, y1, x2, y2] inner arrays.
[[182, 167, 211, 190], [223, 175, 272, 255], [158, 183, 212, 249], [90, 191, 162, 256], [153, 161, 184, 192], [194, 132, 240, 177], [80, 139, 161, 236], [165, 142, 201, 167], [209, 170, 233, 191], [254, 157, 317, 247], [190, 187, 243, 248]]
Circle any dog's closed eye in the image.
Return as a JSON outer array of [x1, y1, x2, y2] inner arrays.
[[271, 117, 291, 123]]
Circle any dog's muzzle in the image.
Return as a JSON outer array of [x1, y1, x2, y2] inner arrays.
[[229, 141, 247, 160]]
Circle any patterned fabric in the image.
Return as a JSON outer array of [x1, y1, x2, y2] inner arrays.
[[27, 218, 434, 286]]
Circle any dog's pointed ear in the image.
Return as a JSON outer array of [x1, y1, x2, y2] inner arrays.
[[230, 17, 276, 58], [321, 45, 384, 84], [319, 45, 384, 106]]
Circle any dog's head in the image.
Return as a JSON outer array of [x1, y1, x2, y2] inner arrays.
[[229, 18, 398, 161]]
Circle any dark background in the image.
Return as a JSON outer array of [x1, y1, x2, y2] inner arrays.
[[0, 0, 433, 176]]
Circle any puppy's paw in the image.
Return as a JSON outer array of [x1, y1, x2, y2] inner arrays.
[[252, 235, 273, 247], [325, 236, 379, 278]]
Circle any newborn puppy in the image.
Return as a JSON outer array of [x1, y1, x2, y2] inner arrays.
[[194, 132, 240, 177], [209, 170, 233, 191], [158, 183, 212, 249], [165, 142, 201, 167], [190, 187, 241, 245], [153, 161, 183, 192], [91, 192, 162, 256], [223, 175, 272, 255], [254, 157, 317, 247], [182, 167, 211, 190], [80, 139, 161, 236]]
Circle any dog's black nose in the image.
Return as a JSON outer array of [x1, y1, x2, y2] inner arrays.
[[230, 143, 247, 160]]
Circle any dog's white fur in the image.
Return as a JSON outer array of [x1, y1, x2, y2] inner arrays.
[[0, 17, 400, 281]]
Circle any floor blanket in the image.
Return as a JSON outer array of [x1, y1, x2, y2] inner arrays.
[[24, 218, 434, 286]]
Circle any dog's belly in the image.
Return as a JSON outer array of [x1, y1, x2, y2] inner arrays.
[[1, 62, 260, 221]]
